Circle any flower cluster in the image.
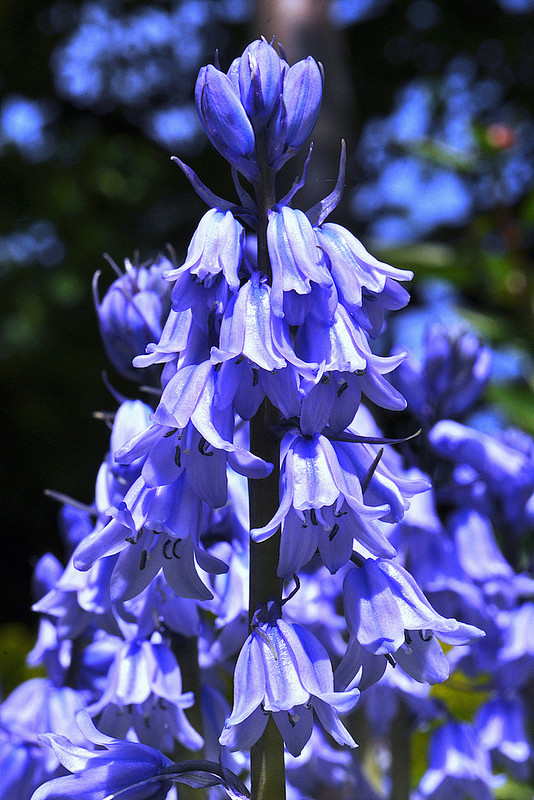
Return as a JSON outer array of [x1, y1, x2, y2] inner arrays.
[[4, 38, 527, 800]]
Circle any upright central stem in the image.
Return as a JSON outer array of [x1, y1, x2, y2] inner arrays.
[[247, 131, 286, 800]]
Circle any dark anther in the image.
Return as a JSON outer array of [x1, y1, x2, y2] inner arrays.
[[198, 437, 214, 456], [172, 539, 183, 558], [310, 508, 318, 526], [163, 539, 173, 559], [174, 446, 181, 467], [288, 712, 297, 728], [235, 354, 245, 364], [337, 381, 348, 397], [333, 507, 347, 518], [164, 427, 178, 438], [361, 447, 384, 494], [385, 653, 396, 667], [140, 549, 148, 570], [281, 574, 300, 605], [329, 523, 340, 541], [252, 368, 259, 387], [320, 373, 332, 385], [404, 630, 412, 645], [125, 531, 142, 545], [419, 630, 433, 642]]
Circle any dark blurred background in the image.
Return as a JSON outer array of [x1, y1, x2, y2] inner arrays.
[[1, 0, 533, 651]]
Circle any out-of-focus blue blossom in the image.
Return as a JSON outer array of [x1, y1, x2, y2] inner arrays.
[[0, 220, 65, 275], [87, 632, 203, 752], [0, 95, 55, 161], [392, 325, 492, 424], [328, 0, 394, 26], [415, 720, 505, 800], [475, 695, 531, 778], [51, 1, 252, 151], [285, 725, 381, 800], [354, 57, 534, 241]]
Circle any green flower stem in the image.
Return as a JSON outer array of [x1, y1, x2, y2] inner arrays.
[[248, 402, 286, 800], [246, 128, 286, 800], [390, 701, 411, 800]]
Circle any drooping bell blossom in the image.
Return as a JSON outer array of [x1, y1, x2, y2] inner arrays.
[[266, 206, 334, 319], [415, 721, 505, 800], [314, 222, 412, 336], [73, 470, 227, 602], [87, 632, 203, 752], [93, 256, 172, 382], [31, 711, 249, 800], [210, 272, 319, 381], [251, 429, 400, 577], [163, 208, 244, 293], [294, 300, 409, 389], [342, 559, 483, 668], [219, 601, 359, 757]]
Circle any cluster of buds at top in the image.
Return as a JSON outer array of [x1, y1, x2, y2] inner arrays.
[[195, 38, 323, 178]]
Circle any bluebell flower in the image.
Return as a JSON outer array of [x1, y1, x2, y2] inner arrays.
[[219, 602, 359, 756], [314, 223, 412, 336], [31, 711, 249, 800], [342, 558, 483, 683], [163, 208, 244, 293], [267, 206, 334, 320], [210, 272, 319, 380], [415, 721, 504, 800], [87, 633, 203, 752], [475, 695, 531, 778], [251, 429, 400, 577], [93, 256, 172, 382], [230, 39, 283, 131]]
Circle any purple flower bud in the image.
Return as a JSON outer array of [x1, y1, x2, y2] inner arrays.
[[195, 65, 258, 179], [283, 56, 323, 149], [237, 40, 283, 130]]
